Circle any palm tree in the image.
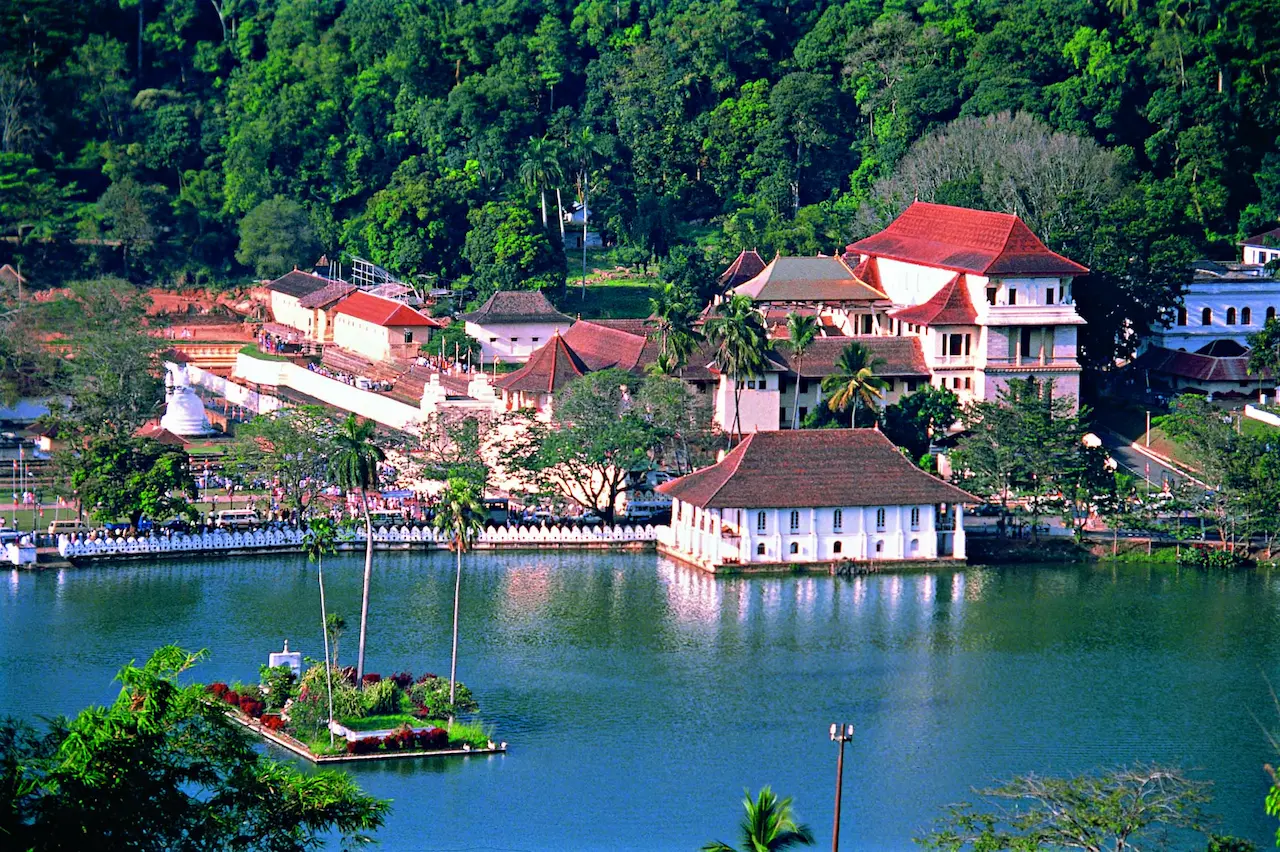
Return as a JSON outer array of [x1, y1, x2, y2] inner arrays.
[[303, 517, 338, 746], [431, 474, 486, 710], [702, 787, 815, 852], [785, 312, 818, 430], [518, 136, 564, 231], [703, 293, 768, 444], [567, 128, 604, 296], [822, 341, 888, 428], [649, 282, 703, 374], [327, 414, 385, 682]]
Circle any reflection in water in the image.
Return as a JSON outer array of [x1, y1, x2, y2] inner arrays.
[[2, 556, 1279, 850]]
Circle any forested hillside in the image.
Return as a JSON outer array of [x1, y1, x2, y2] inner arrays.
[[1, 0, 1277, 363]]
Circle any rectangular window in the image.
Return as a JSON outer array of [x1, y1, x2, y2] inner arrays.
[[964, 335, 971, 356], [885, 378, 894, 392], [964, 377, 972, 389], [910, 507, 921, 529], [1045, 288, 1055, 305], [799, 406, 808, 421], [789, 510, 800, 531], [875, 508, 886, 531], [833, 509, 843, 532], [799, 379, 809, 394], [403, 330, 414, 343], [532, 337, 540, 343], [948, 335, 963, 356], [1008, 288, 1017, 306], [757, 511, 767, 532], [1020, 327, 1033, 358], [986, 287, 997, 305]]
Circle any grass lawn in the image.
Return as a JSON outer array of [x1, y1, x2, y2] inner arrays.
[[553, 281, 658, 320], [1094, 403, 1202, 472], [340, 714, 422, 731], [1240, 415, 1280, 439], [238, 343, 290, 362]]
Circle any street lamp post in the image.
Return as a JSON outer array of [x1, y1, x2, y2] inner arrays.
[[829, 723, 855, 852]]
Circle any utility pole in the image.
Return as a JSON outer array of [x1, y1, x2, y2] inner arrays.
[[829, 723, 855, 852]]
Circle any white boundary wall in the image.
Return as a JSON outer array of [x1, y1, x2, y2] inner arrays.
[[233, 353, 424, 431], [59, 524, 657, 559]]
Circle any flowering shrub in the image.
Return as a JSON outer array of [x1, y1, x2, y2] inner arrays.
[[390, 672, 414, 690], [346, 737, 380, 755], [409, 676, 478, 718], [261, 714, 284, 731], [223, 690, 240, 707], [417, 727, 449, 750], [208, 682, 228, 698], [361, 673, 381, 686], [415, 672, 438, 683], [240, 700, 264, 719]]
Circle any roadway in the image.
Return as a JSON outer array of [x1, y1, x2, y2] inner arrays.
[[1095, 428, 1196, 489]]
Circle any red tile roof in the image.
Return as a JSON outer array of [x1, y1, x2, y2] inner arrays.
[[718, 250, 767, 291], [889, 274, 978, 326], [657, 429, 976, 509], [333, 291, 440, 327], [773, 336, 930, 378], [848, 202, 1088, 277], [1134, 345, 1266, 383], [496, 333, 589, 394], [458, 290, 574, 325], [562, 319, 655, 372], [1243, 227, 1280, 248], [849, 256, 881, 292]]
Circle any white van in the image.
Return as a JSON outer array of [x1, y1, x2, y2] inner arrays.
[[48, 519, 87, 536], [215, 509, 260, 530]]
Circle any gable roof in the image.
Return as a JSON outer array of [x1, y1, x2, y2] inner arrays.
[[773, 336, 931, 378], [733, 256, 887, 302], [561, 319, 655, 373], [1243, 227, 1280, 248], [333, 291, 440, 327], [848, 202, 1088, 277], [718, 250, 767, 291], [458, 289, 573, 325], [267, 269, 334, 299], [657, 429, 976, 509], [889, 273, 978, 326], [298, 280, 357, 309], [496, 333, 589, 394]]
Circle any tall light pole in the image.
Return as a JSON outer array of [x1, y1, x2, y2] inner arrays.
[[829, 722, 854, 852]]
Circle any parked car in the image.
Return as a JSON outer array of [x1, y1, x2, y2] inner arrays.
[[215, 509, 260, 530]]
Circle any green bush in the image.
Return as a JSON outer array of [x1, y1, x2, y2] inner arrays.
[[1178, 545, 1249, 571], [297, 664, 365, 720], [409, 676, 479, 719], [361, 678, 401, 716], [258, 664, 297, 712]]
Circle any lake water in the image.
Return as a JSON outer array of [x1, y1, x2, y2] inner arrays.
[[3, 553, 1279, 850]]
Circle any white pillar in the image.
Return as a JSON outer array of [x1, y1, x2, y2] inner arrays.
[[953, 504, 967, 559]]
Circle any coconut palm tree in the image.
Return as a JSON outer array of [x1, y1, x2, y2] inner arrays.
[[703, 293, 768, 444], [303, 516, 338, 746], [432, 474, 486, 709], [701, 787, 815, 852], [327, 413, 385, 682], [649, 282, 703, 374], [785, 312, 818, 430], [518, 136, 564, 231], [822, 341, 888, 428]]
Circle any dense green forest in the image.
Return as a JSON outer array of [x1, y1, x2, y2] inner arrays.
[[1, 0, 1277, 365]]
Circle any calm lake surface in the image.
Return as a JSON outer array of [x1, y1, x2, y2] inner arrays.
[[4, 552, 1279, 850]]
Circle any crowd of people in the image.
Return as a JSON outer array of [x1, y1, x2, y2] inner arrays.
[[305, 362, 395, 392]]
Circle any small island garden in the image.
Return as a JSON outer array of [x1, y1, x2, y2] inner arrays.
[[211, 663, 504, 762]]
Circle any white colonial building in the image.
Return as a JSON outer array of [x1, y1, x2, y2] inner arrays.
[[331, 290, 441, 362], [459, 290, 574, 364], [1242, 227, 1280, 267], [656, 429, 975, 572]]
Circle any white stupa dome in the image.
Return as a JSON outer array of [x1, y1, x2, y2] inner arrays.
[[161, 363, 215, 437]]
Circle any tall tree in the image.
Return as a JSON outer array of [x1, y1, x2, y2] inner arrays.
[[327, 414, 386, 683], [883, 385, 960, 460], [822, 341, 888, 428], [702, 787, 816, 852], [649, 281, 703, 375], [66, 432, 196, 530], [232, 406, 335, 521], [703, 293, 768, 443], [235, 197, 320, 280], [431, 473, 486, 710], [518, 136, 564, 231], [784, 312, 818, 430]]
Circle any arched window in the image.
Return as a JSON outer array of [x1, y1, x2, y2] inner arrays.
[[789, 542, 799, 555], [1269, 307, 1277, 323], [1176, 306, 1187, 326], [756, 511, 767, 532], [756, 543, 766, 556], [1227, 307, 1237, 325], [1243, 307, 1253, 325], [833, 509, 843, 531], [789, 510, 800, 531], [833, 541, 843, 554], [1202, 307, 1213, 326], [910, 539, 920, 553], [875, 508, 886, 531], [874, 540, 884, 554]]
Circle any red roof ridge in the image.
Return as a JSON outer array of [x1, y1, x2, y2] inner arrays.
[[333, 291, 439, 327], [889, 273, 978, 326]]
